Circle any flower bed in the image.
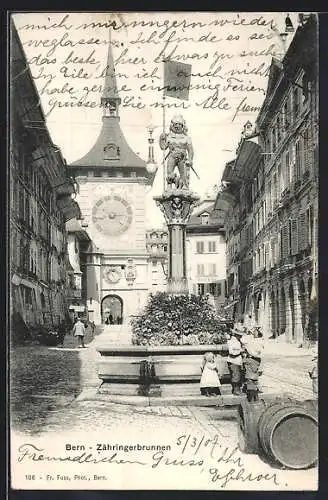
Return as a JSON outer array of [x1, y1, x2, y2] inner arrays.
[[131, 292, 229, 346]]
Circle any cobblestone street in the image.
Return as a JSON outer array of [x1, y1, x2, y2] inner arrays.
[[11, 327, 317, 491]]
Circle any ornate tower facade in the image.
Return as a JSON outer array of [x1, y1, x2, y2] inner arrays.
[[68, 35, 155, 325]]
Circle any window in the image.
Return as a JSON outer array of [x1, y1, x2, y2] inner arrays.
[[295, 139, 304, 180], [24, 286, 33, 306], [307, 206, 313, 247], [201, 213, 209, 225], [277, 163, 282, 195], [94, 170, 102, 177], [263, 200, 266, 222], [208, 263, 217, 276], [272, 173, 277, 204], [264, 243, 269, 269], [209, 283, 222, 296], [270, 239, 275, 267], [283, 101, 289, 131], [208, 241, 216, 253], [271, 126, 276, 151], [277, 115, 281, 143], [258, 248, 261, 269], [196, 241, 204, 253], [267, 180, 272, 213], [265, 134, 270, 155], [284, 150, 290, 185], [197, 264, 205, 276], [197, 284, 205, 296]]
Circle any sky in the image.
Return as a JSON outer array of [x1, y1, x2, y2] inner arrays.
[[12, 12, 302, 227]]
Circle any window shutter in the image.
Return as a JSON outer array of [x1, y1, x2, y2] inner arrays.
[[291, 219, 298, 255], [298, 211, 307, 251], [282, 224, 289, 259], [304, 127, 310, 172]]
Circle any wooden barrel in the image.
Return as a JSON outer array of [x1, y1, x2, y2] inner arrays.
[[237, 400, 265, 454], [258, 402, 318, 469], [237, 396, 296, 454]]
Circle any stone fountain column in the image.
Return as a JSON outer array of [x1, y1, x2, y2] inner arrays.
[[154, 188, 199, 294]]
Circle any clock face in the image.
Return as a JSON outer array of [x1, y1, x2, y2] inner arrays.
[[92, 195, 133, 236], [104, 266, 122, 284]]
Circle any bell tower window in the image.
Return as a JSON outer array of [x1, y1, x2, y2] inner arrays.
[[102, 98, 119, 117]]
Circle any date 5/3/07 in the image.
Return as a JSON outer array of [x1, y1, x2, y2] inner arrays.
[[176, 434, 221, 456]]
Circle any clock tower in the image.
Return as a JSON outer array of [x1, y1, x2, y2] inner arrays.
[[68, 33, 156, 325]]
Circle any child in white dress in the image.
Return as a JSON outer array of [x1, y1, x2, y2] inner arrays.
[[200, 352, 221, 396]]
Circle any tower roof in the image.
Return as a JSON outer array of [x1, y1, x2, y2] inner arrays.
[[102, 30, 120, 101], [69, 117, 147, 169], [69, 31, 148, 173]]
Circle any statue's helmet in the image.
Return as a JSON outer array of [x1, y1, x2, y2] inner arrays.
[[172, 114, 185, 125]]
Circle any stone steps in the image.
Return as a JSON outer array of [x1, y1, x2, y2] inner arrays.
[[95, 324, 132, 347]]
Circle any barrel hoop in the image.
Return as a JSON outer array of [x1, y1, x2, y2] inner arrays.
[[237, 400, 265, 454]]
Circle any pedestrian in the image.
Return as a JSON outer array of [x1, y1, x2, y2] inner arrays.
[[241, 329, 264, 402], [227, 328, 244, 395], [91, 321, 96, 335], [72, 318, 86, 348], [200, 352, 221, 396], [57, 322, 66, 347], [308, 351, 318, 397]]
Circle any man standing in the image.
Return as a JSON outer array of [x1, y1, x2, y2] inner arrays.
[[227, 328, 244, 395], [72, 318, 86, 348]]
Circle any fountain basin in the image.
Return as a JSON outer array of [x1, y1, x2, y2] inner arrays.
[[96, 344, 230, 397]]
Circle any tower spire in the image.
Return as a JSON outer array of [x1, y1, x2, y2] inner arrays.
[[101, 29, 121, 117]]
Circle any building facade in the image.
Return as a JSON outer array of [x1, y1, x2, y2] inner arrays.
[[186, 191, 226, 311], [65, 218, 92, 321], [10, 22, 80, 332], [217, 14, 318, 343], [67, 38, 156, 325], [146, 229, 168, 292]]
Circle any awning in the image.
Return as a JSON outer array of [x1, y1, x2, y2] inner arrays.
[[233, 137, 262, 181]]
